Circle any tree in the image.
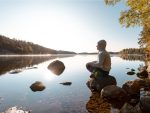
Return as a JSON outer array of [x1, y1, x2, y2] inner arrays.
[[104, 0, 150, 52]]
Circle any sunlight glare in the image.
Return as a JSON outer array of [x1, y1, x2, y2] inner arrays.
[[43, 71, 56, 81]]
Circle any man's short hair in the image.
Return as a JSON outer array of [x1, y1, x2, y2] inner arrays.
[[98, 40, 107, 46]]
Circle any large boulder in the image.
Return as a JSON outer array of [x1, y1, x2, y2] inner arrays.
[[122, 79, 145, 106], [30, 81, 45, 92], [122, 79, 144, 95], [86, 75, 117, 92], [48, 60, 65, 75], [101, 85, 127, 109]]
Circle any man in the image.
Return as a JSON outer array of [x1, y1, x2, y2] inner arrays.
[[86, 40, 111, 91], [86, 40, 111, 76]]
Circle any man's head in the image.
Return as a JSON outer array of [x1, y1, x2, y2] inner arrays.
[[96, 40, 107, 51]]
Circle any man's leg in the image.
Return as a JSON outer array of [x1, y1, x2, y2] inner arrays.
[[86, 62, 95, 72]]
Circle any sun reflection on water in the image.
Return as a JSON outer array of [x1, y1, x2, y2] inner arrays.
[[43, 72, 56, 81]]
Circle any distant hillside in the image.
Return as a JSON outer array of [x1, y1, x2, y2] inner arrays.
[[57, 50, 76, 54], [0, 35, 76, 54]]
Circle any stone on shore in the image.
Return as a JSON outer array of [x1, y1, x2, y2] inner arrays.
[[122, 79, 145, 106], [101, 85, 127, 109], [122, 79, 145, 95]]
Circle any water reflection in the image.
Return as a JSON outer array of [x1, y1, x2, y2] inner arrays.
[[0, 54, 75, 76], [86, 92, 111, 113], [1, 55, 150, 113], [120, 54, 150, 77], [120, 54, 147, 61], [120, 54, 150, 80]]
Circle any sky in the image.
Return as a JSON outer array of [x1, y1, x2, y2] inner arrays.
[[0, 0, 142, 53]]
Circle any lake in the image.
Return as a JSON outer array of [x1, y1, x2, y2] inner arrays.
[[0, 54, 145, 113]]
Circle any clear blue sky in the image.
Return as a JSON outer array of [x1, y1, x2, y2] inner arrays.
[[0, 0, 142, 52]]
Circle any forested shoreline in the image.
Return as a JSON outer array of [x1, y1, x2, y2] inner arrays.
[[0, 35, 76, 55]]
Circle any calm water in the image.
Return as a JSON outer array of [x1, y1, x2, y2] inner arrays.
[[0, 54, 145, 113]]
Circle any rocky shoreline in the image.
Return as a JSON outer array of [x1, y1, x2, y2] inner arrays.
[[86, 63, 150, 113]]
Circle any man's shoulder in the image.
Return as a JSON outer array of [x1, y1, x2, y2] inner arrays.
[[99, 50, 109, 55]]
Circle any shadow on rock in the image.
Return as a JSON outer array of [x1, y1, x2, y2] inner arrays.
[[86, 75, 117, 92], [30, 81, 45, 92], [47, 60, 65, 75]]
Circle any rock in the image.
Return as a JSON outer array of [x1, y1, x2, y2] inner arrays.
[[60, 82, 72, 85], [101, 85, 127, 109], [48, 60, 65, 75], [97, 75, 117, 92], [120, 102, 143, 113], [138, 65, 147, 71], [122, 79, 145, 106], [30, 81, 45, 92], [136, 70, 148, 78], [101, 85, 127, 101], [127, 71, 135, 75], [144, 79, 150, 90], [86, 75, 117, 92], [9, 69, 22, 74], [122, 79, 144, 95], [140, 96, 150, 113], [131, 69, 135, 71], [3, 106, 29, 113]]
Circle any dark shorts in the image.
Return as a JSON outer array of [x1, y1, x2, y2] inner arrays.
[[94, 67, 109, 76]]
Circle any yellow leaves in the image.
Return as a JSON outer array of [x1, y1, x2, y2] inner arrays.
[[119, 0, 150, 28], [104, 0, 150, 51], [119, 10, 142, 28]]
